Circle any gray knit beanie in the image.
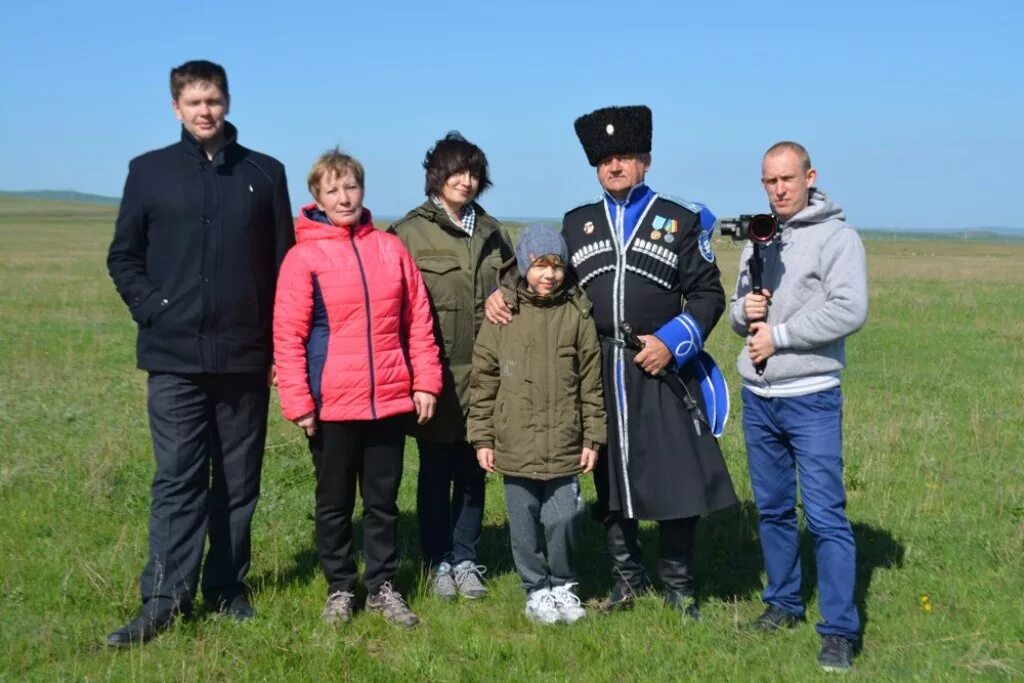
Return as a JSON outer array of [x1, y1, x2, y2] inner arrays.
[[515, 223, 568, 276]]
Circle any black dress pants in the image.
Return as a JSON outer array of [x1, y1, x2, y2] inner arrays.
[[309, 416, 406, 594], [140, 371, 269, 613]]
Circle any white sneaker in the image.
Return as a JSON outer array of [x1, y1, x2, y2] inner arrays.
[[551, 583, 587, 624], [524, 588, 561, 625]]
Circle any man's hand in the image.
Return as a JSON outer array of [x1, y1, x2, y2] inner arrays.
[[268, 365, 277, 387], [484, 290, 513, 325], [747, 321, 776, 364], [295, 412, 317, 437], [412, 391, 436, 425], [579, 447, 598, 474], [476, 447, 496, 473], [634, 335, 672, 375], [744, 289, 772, 322]]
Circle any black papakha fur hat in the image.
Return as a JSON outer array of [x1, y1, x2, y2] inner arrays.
[[573, 105, 653, 167]]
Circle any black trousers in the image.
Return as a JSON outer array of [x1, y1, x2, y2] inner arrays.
[[602, 513, 698, 596], [140, 371, 269, 613], [309, 416, 406, 594], [593, 444, 699, 596]]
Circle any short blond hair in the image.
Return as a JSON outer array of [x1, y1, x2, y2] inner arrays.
[[307, 148, 365, 198], [764, 141, 812, 172]]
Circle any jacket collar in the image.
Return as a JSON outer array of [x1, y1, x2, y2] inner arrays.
[[603, 182, 651, 207], [411, 199, 494, 237], [503, 280, 591, 317], [295, 203, 376, 243], [179, 121, 238, 166]]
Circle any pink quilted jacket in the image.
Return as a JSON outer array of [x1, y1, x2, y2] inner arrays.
[[273, 204, 442, 422]]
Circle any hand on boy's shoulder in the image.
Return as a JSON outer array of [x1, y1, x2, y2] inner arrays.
[[484, 289, 513, 326]]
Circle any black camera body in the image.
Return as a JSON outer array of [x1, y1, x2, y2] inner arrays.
[[718, 214, 778, 244], [719, 213, 778, 376]]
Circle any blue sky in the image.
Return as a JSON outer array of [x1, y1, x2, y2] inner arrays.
[[1, 0, 1021, 229]]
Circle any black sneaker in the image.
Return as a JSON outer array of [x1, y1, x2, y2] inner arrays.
[[818, 635, 854, 673], [748, 604, 803, 632]]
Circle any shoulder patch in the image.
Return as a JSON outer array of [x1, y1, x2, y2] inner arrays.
[[698, 229, 715, 263]]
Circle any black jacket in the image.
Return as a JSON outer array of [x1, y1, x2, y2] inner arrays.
[[107, 123, 294, 373]]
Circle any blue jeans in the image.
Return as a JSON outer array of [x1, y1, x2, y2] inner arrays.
[[742, 387, 860, 640], [416, 440, 485, 566]]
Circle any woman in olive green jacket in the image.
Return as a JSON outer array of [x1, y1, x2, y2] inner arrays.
[[389, 132, 514, 600]]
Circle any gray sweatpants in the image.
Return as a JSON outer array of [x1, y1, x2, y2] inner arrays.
[[503, 475, 583, 594]]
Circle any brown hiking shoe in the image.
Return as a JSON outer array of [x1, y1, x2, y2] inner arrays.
[[366, 583, 419, 628], [321, 590, 355, 625]]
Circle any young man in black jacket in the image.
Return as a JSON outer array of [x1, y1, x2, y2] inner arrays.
[[105, 60, 294, 647]]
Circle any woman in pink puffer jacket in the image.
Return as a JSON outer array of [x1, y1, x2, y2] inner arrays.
[[274, 148, 441, 628]]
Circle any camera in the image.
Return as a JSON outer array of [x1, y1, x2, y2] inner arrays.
[[718, 214, 778, 244], [719, 214, 779, 376]]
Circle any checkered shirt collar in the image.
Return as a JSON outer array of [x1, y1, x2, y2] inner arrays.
[[431, 196, 476, 237]]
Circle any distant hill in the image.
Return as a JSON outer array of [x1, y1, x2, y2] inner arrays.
[[0, 190, 120, 205], [861, 227, 1024, 243]]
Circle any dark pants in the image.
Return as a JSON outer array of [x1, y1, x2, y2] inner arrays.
[[309, 417, 405, 594], [140, 371, 269, 613], [743, 387, 860, 640], [415, 440, 485, 566], [601, 513, 698, 597]]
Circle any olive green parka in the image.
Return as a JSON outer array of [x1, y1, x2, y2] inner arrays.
[[467, 282, 606, 480], [389, 201, 514, 442]]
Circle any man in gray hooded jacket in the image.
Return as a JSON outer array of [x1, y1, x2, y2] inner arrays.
[[730, 141, 867, 673]]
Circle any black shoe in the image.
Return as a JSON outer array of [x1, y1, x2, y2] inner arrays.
[[221, 594, 255, 621], [818, 635, 854, 673], [663, 591, 701, 622], [105, 609, 175, 648], [748, 604, 803, 632]]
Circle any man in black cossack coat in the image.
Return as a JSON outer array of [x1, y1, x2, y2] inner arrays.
[[562, 105, 738, 617]]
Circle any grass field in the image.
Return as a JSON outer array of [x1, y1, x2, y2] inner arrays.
[[1, 196, 1022, 681]]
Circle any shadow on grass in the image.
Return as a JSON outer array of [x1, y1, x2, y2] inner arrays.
[[248, 509, 518, 600], [569, 500, 765, 602], [798, 521, 905, 635], [252, 497, 906, 620]]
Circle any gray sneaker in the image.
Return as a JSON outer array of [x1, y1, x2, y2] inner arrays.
[[453, 561, 488, 599], [366, 582, 419, 628], [429, 562, 457, 600], [321, 590, 354, 625]]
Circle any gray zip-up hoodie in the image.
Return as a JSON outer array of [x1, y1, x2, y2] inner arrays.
[[729, 188, 867, 397]]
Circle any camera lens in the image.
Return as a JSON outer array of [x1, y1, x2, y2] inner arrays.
[[748, 214, 777, 243]]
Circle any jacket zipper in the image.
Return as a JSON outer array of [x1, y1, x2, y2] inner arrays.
[[349, 227, 377, 419]]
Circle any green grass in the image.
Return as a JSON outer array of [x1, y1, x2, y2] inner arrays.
[[1, 196, 1022, 681]]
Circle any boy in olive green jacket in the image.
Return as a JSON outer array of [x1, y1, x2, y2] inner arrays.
[[468, 223, 606, 625]]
